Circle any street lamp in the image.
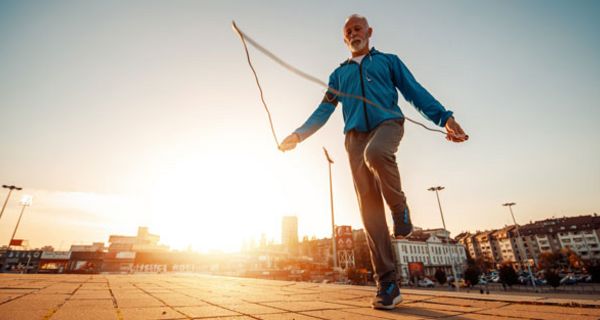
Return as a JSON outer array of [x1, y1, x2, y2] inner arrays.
[[323, 147, 337, 270], [8, 195, 32, 249], [502, 202, 536, 290], [428, 186, 459, 292], [1, 185, 23, 221]]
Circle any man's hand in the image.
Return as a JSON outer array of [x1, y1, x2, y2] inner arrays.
[[445, 117, 469, 143], [279, 133, 300, 152]]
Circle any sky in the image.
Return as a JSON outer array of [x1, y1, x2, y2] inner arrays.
[[0, 0, 599, 252]]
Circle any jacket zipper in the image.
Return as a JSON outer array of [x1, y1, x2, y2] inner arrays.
[[358, 59, 371, 131]]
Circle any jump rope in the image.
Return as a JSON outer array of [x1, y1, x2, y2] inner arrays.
[[231, 21, 462, 149]]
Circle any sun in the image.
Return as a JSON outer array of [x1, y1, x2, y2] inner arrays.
[[141, 142, 298, 252]]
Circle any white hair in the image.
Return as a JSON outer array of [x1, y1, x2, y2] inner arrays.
[[344, 14, 369, 27]]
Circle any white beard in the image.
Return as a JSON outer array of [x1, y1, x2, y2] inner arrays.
[[349, 39, 366, 52]]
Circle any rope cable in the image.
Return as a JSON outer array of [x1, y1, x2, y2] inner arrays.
[[231, 21, 448, 146]]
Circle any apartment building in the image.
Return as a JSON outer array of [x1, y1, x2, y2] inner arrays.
[[456, 214, 600, 267], [392, 230, 467, 281]]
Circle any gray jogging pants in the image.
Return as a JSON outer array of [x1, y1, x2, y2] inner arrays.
[[344, 119, 408, 284]]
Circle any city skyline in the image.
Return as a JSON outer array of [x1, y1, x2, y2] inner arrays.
[[1, 1, 599, 252]]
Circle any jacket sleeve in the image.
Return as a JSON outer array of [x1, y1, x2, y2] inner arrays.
[[293, 71, 339, 142], [390, 55, 453, 127]]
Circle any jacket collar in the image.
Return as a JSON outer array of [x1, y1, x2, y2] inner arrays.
[[340, 47, 381, 66]]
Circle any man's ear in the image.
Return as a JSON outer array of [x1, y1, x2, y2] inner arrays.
[[367, 27, 373, 38]]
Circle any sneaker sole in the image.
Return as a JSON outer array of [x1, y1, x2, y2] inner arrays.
[[372, 295, 403, 310]]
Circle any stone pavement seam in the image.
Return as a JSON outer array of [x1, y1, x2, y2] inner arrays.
[[146, 279, 264, 320], [416, 300, 512, 320], [44, 276, 87, 320], [131, 281, 192, 319], [406, 290, 600, 309], [107, 276, 126, 320], [0, 277, 54, 307]]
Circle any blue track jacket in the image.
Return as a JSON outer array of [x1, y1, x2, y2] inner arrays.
[[294, 48, 453, 141]]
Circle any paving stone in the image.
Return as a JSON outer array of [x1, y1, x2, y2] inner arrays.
[[0, 294, 69, 311], [475, 306, 599, 320], [255, 313, 321, 320], [71, 290, 113, 300], [0, 292, 28, 303], [338, 307, 425, 319], [200, 317, 256, 320], [501, 302, 600, 316], [406, 301, 482, 313], [261, 301, 350, 312], [221, 302, 287, 315], [541, 298, 600, 307], [0, 309, 50, 320], [0, 274, 599, 319], [119, 306, 187, 319], [61, 299, 115, 309], [50, 307, 118, 320], [116, 297, 165, 308], [152, 293, 208, 306], [175, 305, 241, 318], [444, 314, 524, 320], [426, 296, 509, 309], [394, 303, 461, 318], [302, 309, 397, 319]]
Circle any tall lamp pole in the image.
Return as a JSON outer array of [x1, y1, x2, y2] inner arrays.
[[502, 202, 536, 290], [1, 185, 22, 221], [8, 195, 32, 249], [428, 186, 459, 292], [323, 147, 337, 270]]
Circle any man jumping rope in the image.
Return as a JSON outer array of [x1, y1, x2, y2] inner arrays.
[[279, 14, 468, 310]]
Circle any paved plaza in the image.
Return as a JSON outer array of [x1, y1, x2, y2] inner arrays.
[[1, 274, 599, 320]]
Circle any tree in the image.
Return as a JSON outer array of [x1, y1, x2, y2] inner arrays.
[[435, 269, 447, 285], [464, 266, 481, 288], [474, 256, 494, 273], [558, 248, 582, 270], [538, 252, 560, 270], [499, 264, 518, 287]]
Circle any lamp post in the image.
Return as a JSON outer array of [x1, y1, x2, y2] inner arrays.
[[323, 147, 337, 270], [8, 195, 32, 249], [502, 202, 536, 290], [428, 186, 459, 292], [1, 185, 22, 221]]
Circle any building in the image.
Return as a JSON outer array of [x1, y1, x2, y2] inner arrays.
[[69, 242, 106, 252], [392, 229, 467, 282], [39, 251, 71, 273], [1, 250, 43, 273], [335, 225, 355, 269], [108, 227, 169, 253], [520, 215, 600, 262], [492, 226, 520, 264], [281, 216, 299, 256], [455, 214, 600, 268]]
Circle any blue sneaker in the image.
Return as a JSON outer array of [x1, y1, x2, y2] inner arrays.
[[393, 207, 413, 238], [372, 281, 402, 310]]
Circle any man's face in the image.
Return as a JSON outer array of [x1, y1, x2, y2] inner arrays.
[[343, 17, 372, 53]]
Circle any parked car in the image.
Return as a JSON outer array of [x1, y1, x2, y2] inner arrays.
[[560, 275, 578, 285], [417, 278, 435, 288]]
